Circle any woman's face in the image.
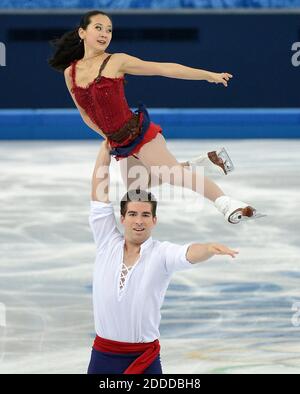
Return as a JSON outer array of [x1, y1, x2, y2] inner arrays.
[[79, 14, 113, 52]]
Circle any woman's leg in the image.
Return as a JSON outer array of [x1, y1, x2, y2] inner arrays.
[[135, 133, 225, 202], [119, 154, 164, 190]]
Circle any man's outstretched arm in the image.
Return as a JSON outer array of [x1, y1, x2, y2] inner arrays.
[[91, 139, 111, 203], [186, 243, 239, 264]]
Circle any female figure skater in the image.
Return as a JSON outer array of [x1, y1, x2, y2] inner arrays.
[[49, 10, 262, 224]]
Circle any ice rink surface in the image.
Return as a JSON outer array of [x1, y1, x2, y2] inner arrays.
[[0, 139, 299, 374]]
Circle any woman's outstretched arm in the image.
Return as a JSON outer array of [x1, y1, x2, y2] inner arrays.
[[118, 53, 233, 87]]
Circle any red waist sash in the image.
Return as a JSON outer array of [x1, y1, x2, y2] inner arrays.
[[93, 335, 160, 374]]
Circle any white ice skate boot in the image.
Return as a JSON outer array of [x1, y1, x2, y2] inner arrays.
[[188, 147, 234, 176], [214, 196, 266, 224]]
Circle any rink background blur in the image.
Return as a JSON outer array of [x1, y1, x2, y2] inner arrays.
[[0, 1, 300, 374]]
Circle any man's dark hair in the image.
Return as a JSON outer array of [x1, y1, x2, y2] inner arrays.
[[120, 189, 157, 217]]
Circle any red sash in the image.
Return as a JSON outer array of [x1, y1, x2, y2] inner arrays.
[[93, 335, 160, 374]]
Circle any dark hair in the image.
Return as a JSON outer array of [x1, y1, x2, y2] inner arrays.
[[120, 189, 157, 218], [48, 10, 113, 73]]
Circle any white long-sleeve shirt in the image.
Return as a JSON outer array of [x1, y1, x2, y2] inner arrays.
[[89, 200, 195, 343]]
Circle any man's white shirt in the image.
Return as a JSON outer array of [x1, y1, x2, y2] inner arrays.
[[89, 200, 195, 343]]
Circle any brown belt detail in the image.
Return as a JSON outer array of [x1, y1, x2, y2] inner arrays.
[[105, 113, 142, 144]]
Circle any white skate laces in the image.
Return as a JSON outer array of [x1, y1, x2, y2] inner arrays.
[[188, 147, 234, 176], [214, 196, 263, 224]]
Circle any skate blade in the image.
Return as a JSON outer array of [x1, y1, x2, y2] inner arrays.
[[217, 147, 235, 174], [242, 212, 267, 221], [228, 207, 267, 224]]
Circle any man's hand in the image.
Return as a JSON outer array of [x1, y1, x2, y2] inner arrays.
[[186, 242, 239, 264], [207, 243, 239, 258], [206, 72, 233, 87]]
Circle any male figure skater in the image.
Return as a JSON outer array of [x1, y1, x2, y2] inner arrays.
[[87, 140, 238, 374]]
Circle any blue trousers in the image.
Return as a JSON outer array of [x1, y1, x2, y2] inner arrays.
[[87, 348, 163, 374]]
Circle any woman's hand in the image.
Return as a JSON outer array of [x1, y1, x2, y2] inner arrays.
[[207, 72, 233, 87], [207, 243, 239, 258]]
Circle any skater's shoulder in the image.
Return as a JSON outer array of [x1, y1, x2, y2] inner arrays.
[[64, 59, 80, 78], [111, 52, 137, 65], [155, 239, 177, 252], [64, 64, 73, 81]]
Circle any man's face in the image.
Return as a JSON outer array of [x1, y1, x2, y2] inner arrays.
[[120, 201, 157, 244]]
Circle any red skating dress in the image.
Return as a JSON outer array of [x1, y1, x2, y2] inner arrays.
[[69, 54, 162, 160]]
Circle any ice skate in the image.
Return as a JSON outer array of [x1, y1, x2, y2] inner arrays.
[[188, 147, 234, 176], [214, 196, 267, 224]]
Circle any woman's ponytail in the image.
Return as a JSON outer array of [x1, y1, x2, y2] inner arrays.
[[48, 27, 84, 72]]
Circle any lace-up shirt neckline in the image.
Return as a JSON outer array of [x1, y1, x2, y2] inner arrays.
[[119, 247, 140, 298], [119, 263, 133, 293]]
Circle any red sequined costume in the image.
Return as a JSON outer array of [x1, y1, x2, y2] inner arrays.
[[69, 54, 162, 160]]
